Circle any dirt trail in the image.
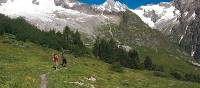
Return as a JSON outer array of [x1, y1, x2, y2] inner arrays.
[[39, 67, 68, 88], [40, 74, 48, 88]]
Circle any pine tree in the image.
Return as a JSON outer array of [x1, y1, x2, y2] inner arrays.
[[194, 47, 200, 62], [73, 30, 83, 46], [63, 26, 72, 42], [118, 47, 130, 68], [144, 56, 153, 70], [62, 26, 74, 50], [0, 27, 4, 35], [99, 39, 108, 61], [107, 38, 117, 63], [93, 36, 100, 58], [128, 49, 140, 69], [49, 29, 56, 35]]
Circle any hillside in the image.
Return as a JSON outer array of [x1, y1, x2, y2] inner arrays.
[[0, 0, 200, 88], [0, 34, 54, 88], [96, 11, 199, 73], [0, 34, 200, 88], [98, 11, 169, 48], [131, 0, 200, 63]]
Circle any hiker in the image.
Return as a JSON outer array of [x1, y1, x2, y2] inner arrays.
[[52, 54, 59, 70], [61, 48, 67, 67], [61, 52, 67, 67]]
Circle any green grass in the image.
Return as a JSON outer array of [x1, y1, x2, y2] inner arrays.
[[0, 35, 200, 88], [48, 56, 200, 88], [0, 35, 57, 88], [135, 46, 200, 74]]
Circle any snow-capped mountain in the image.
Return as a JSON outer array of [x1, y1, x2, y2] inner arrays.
[[131, 2, 180, 34], [0, 0, 126, 36], [131, 0, 200, 62], [93, 0, 127, 13]]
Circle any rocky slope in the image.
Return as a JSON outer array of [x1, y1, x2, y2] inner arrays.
[[171, 0, 200, 62], [132, 0, 200, 62], [97, 11, 171, 49]]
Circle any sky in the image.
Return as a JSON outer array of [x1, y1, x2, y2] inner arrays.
[[79, 0, 172, 9]]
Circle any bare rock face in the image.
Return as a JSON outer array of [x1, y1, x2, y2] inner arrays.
[[171, 0, 200, 62], [0, 0, 8, 3], [66, 0, 77, 3], [0, 0, 8, 5], [32, 0, 39, 5], [143, 10, 160, 23], [54, 0, 66, 6], [54, 0, 62, 6]]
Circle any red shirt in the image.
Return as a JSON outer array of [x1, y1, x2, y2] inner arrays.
[[53, 55, 59, 62]]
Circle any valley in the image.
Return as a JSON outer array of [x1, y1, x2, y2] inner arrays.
[[0, 0, 200, 88]]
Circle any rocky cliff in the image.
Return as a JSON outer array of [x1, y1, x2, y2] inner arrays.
[[171, 0, 200, 62]]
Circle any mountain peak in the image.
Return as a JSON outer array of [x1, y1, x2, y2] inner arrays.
[[93, 0, 128, 12], [132, 2, 180, 29]]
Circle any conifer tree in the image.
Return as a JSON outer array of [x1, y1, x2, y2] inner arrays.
[[144, 56, 153, 70], [93, 36, 100, 58], [128, 49, 140, 69]]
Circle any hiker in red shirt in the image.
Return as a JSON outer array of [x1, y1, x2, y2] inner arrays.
[[52, 54, 59, 70]]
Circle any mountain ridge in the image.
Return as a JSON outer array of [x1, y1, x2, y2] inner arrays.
[[0, 0, 125, 36], [129, 0, 200, 62]]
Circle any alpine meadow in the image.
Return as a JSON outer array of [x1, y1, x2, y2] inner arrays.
[[0, 0, 200, 88]]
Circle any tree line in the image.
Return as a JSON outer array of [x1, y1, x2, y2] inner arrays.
[[92, 37, 155, 70], [92, 37, 200, 83], [0, 14, 87, 56]]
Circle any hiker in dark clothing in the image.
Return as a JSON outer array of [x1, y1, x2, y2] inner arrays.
[[61, 49, 67, 67]]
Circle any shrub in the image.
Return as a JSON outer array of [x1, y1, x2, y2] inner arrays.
[[127, 49, 140, 69], [121, 80, 129, 87], [110, 62, 124, 73], [184, 73, 200, 83], [153, 71, 168, 78], [1, 40, 13, 44], [152, 64, 164, 72], [144, 56, 153, 70], [170, 71, 183, 80]]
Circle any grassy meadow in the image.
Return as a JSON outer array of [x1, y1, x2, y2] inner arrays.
[[0, 35, 200, 88]]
